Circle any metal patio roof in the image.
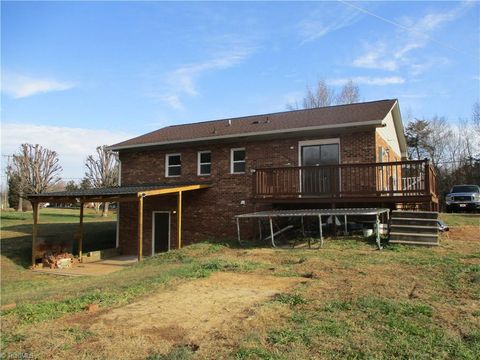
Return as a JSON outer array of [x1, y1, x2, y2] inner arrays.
[[27, 182, 212, 203], [235, 208, 390, 218]]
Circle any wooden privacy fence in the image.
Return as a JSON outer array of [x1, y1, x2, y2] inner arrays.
[[253, 159, 437, 199]]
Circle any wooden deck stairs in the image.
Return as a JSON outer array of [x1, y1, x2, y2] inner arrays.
[[389, 210, 439, 246]]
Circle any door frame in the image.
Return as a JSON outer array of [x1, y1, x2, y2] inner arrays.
[[297, 138, 341, 165], [151, 211, 171, 256], [298, 138, 341, 195]]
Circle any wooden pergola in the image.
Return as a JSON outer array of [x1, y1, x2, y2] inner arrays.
[[27, 183, 211, 266]]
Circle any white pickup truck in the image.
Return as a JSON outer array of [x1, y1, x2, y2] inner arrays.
[[445, 185, 480, 213]]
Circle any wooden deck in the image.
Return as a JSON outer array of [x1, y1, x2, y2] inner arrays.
[[253, 159, 438, 209]]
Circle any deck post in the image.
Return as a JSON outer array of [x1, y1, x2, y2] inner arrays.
[[269, 216, 276, 248], [137, 195, 144, 261], [424, 159, 430, 195], [177, 191, 182, 249], [318, 215, 323, 248], [31, 201, 40, 267], [79, 202, 84, 262]]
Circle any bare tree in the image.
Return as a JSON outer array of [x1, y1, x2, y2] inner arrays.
[[336, 80, 360, 104], [304, 80, 335, 108], [422, 116, 452, 169], [6, 144, 62, 211], [472, 101, 480, 137], [287, 79, 360, 110], [85, 145, 119, 216]]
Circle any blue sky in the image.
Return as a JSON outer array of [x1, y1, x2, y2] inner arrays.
[[1, 1, 479, 179]]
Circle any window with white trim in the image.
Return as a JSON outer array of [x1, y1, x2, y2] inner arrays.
[[230, 148, 245, 174], [197, 151, 211, 176], [165, 153, 181, 177]]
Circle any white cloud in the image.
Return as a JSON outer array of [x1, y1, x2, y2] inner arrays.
[[351, 2, 472, 74], [148, 40, 255, 110], [298, 3, 365, 44], [2, 73, 74, 98], [352, 43, 398, 71], [1, 123, 134, 179], [327, 76, 405, 86]]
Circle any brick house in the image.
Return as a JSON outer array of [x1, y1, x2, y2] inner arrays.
[[105, 99, 438, 257]]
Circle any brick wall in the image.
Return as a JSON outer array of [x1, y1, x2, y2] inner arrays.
[[118, 131, 378, 255]]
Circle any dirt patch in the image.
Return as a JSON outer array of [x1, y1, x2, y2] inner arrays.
[[91, 272, 303, 342], [438, 225, 480, 254]]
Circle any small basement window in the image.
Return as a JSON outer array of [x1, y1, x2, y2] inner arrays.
[[231, 148, 245, 174], [198, 151, 211, 176], [166, 153, 181, 177]]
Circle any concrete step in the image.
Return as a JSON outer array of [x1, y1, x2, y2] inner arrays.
[[390, 224, 438, 234], [391, 210, 438, 219], [390, 218, 438, 227], [389, 232, 438, 244], [389, 240, 439, 246]]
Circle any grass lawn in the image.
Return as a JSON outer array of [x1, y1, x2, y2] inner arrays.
[[1, 207, 117, 268], [1, 209, 479, 359]]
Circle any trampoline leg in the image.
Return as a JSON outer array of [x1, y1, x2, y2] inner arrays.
[[318, 215, 323, 248], [344, 215, 348, 235], [236, 218, 242, 246], [301, 216, 305, 236], [269, 217, 276, 248], [376, 215, 382, 250]]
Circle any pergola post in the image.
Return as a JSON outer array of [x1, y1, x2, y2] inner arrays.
[[78, 202, 84, 262], [31, 201, 40, 267], [177, 191, 182, 249], [137, 195, 144, 261]]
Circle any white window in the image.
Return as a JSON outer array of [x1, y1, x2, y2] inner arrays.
[[165, 153, 181, 177], [231, 148, 246, 174], [197, 151, 211, 176]]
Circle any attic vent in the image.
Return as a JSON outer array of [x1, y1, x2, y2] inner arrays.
[[227, 119, 232, 126]]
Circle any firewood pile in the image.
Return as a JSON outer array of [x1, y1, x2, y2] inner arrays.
[[42, 251, 76, 269]]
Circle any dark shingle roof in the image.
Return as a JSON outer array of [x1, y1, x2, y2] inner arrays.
[[110, 99, 397, 150], [27, 182, 210, 199]]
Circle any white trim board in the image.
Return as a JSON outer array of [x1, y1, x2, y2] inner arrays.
[[151, 211, 171, 256]]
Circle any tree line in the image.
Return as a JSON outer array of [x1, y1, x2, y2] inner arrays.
[[6, 144, 119, 216], [405, 106, 480, 203]]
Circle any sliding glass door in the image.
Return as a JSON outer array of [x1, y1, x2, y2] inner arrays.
[[301, 143, 339, 195]]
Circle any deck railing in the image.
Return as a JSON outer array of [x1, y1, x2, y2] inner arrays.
[[253, 159, 437, 199]]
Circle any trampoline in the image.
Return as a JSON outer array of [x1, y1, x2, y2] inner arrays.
[[235, 208, 390, 250]]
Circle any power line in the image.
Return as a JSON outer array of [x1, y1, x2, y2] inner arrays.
[[338, 0, 473, 57]]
